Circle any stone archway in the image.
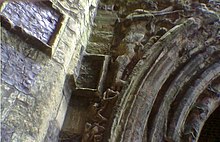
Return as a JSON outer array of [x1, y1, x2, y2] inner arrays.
[[105, 1, 220, 142], [56, 0, 219, 141], [108, 19, 220, 141]]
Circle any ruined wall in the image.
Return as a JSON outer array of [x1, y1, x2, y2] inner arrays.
[[58, 4, 118, 141], [56, 1, 220, 141], [1, 0, 220, 142], [0, 0, 99, 141]]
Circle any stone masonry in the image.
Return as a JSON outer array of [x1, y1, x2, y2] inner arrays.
[[1, 0, 220, 142], [0, 0, 99, 141]]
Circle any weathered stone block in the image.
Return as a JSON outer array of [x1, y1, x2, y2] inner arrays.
[[0, 1, 67, 57], [1, 43, 42, 94], [74, 54, 110, 98]]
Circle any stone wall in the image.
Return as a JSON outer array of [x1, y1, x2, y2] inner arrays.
[[58, 4, 118, 141], [1, 0, 220, 142], [0, 0, 99, 141]]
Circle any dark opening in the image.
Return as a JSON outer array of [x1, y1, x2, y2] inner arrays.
[[199, 106, 220, 142], [76, 55, 104, 89]]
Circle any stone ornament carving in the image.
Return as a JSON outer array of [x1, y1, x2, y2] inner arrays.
[[81, 89, 119, 142], [77, 1, 220, 141], [107, 1, 220, 142]]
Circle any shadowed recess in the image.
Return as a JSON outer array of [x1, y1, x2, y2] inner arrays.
[[199, 106, 220, 142]]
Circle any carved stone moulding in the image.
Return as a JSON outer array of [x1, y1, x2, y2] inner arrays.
[[74, 54, 110, 99], [0, 1, 66, 57]]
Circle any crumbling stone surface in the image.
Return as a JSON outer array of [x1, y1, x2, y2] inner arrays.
[[1, 124, 14, 142], [86, 7, 117, 55], [2, 2, 60, 43], [0, 0, 99, 142], [44, 120, 60, 142], [63, 0, 220, 141], [105, 1, 220, 142], [1, 83, 38, 142], [1, 0, 220, 142], [76, 55, 104, 89], [1, 43, 42, 94]]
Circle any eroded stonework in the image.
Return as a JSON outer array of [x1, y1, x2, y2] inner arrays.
[[1, 0, 99, 141], [2, 2, 60, 43], [1, 43, 42, 94], [1, 0, 220, 142]]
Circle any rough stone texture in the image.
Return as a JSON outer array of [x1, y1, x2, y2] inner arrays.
[[107, 1, 220, 142], [0, 0, 99, 141], [2, 1, 60, 43], [1, 83, 38, 142], [86, 9, 117, 55], [58, 4, 118, 142], [44, 120, 60, 142], [76, 55, 106, 89], [1, 43, 42, 94], [1, 123, 14, 142], [59, 1, 219, 141], [1, 0, 220, 142]]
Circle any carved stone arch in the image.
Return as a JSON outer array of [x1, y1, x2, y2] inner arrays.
[[108, 15, 220, 142], [198, 105, 220, 142], [183, 79, 220, 142]]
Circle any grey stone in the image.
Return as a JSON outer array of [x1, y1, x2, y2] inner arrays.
[[1, 43, 42, 94], [44, 120, 60, 142], [1, 124, 14, 142], [2, 1, 61, 43]]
